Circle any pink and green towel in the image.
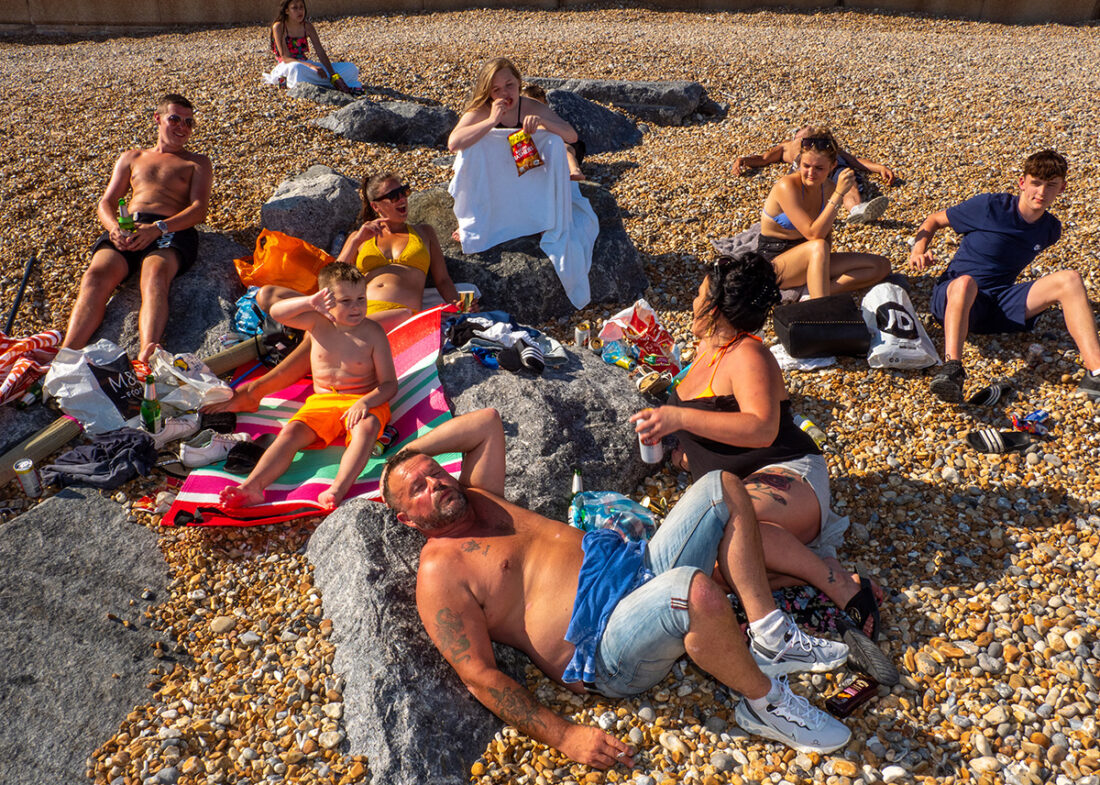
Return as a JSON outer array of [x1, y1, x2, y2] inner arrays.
[[163, 306, 461, 527]]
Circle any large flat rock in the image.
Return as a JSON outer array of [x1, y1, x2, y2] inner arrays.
[[440, 347, 656, 518], [410, 184, 647, 324], [0, 487, 171, 785]]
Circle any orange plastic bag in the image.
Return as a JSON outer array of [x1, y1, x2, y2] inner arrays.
[[233, 229, 334, 294]]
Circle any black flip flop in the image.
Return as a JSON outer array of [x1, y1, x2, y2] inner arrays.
[[966, 428, 1030, 454], [844, 575, 881, 642], [840, 622, 900, 686], [224, 433, 276, 475], [966, 381, 1012, 407]]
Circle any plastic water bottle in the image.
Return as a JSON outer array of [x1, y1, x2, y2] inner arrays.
[[793, 414, 827, 449]]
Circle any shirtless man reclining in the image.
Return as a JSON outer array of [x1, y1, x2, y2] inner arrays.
[[61, 93, 213, 364], [380, 408, 853, 769]]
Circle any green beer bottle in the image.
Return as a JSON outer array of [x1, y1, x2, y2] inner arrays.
[[141, 377, 162, 434], [118, 198, 136, 232]]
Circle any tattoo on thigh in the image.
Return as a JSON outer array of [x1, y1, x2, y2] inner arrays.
[[487, 685, 547, 732], [752, 472, 794, 492], [748, 487, 787, 507], [827, 567, 836, 584], [434, 607, 472, 664]]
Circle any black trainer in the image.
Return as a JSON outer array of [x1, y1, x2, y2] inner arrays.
[[930, 359, 965, 403], [1077, 371, 1100, 400]]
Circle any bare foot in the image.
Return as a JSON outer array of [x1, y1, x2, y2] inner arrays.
[[317, 485, 347, 510], [451, 229, 460, 243], [138, 342, 161, 364], [201, 386, 262, 414], [220, 484, 265, 508]]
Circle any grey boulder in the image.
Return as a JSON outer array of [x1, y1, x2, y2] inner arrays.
[[0, 403, 57, 456], [530, 77, 719, 126], [312, 98, 457, 147], [288, 82, 356, 107], [261, 164, 361, 254], [308, 498, 527, 785], [441, 348, 656, 518], [0, 487, 171, 785], [94, 230, 246, 359], [544, 89, 641, 154], [408, 185, 647, 324]]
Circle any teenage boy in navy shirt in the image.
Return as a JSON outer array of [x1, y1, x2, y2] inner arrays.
[[910, 150, 1100, 402]]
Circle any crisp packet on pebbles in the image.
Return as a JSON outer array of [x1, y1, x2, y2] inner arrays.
[[508, 130, 543, 176]]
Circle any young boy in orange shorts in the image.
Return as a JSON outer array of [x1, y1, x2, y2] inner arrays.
[[220, 262, 397, 510]]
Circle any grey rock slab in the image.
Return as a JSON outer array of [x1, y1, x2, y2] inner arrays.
[[544, 89, 641, 154], [287, 82, 356, 107], [307, 498, 526, 785], [529, 77, 706, 125], [408, 185, 646, 324], [94, 230, 246, 359], [440, 348, 656, 519], [261, 164, 361, 255], [311, 97, 457, 148], [0, 403, 57, 455], [0, 487, 171, 785]]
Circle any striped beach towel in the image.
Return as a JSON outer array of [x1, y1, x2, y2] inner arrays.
[[163, 306, 461, 527]]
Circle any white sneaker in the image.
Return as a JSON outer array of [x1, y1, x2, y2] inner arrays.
[[734, 676, 851, 753], [179, 430, 251, 468], [153, 413, 201, 450], [846, 195, 889, 225], [750, 615, 848, 677]]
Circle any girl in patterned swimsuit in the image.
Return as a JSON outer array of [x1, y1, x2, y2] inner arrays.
[[264, 0, 361, 93]]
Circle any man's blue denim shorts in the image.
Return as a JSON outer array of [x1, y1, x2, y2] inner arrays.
[[590, 470, 730, 698]]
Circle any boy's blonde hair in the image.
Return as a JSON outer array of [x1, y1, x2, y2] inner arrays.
[[317, 261, 363, 289]]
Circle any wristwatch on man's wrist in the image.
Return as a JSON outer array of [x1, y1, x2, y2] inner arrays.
[[154, 220, 169, 235]]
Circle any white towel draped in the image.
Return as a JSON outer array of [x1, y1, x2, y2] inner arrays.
[[449, 129, 598, 309]]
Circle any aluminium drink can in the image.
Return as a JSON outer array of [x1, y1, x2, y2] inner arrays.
[[371, 424, 399, 457], [14, 458, 43, 498], [574, 321, 590, 348]]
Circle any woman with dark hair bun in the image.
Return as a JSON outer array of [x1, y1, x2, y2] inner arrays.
[[631, 254, 883, 641]]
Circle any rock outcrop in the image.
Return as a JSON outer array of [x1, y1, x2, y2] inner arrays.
[[261, 164, 361, 255], [0, 487, 171, 785], [409, 185, 647, 324]]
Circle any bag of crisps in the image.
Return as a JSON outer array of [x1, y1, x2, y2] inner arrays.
[[508, 130, 544, 176]]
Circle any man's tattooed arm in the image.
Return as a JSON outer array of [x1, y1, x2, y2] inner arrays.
[[434, 607, 472, 664], [486, 684, 549, 734]]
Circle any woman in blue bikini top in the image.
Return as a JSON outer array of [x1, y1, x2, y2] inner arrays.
[[757, 127, 890, 299]]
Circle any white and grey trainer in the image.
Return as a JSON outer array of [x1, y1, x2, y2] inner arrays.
[[750, 615, 848, 677], [735, 676, 851, 753]]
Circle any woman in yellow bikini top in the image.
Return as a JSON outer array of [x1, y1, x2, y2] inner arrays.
[[335, 171, 461, 331]]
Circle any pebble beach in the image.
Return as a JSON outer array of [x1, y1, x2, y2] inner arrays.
[[3, 6, 1100, 785]]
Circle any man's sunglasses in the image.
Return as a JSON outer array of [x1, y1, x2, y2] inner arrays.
[[165, 114, 196, 129], [375, 184, 411, 202]]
